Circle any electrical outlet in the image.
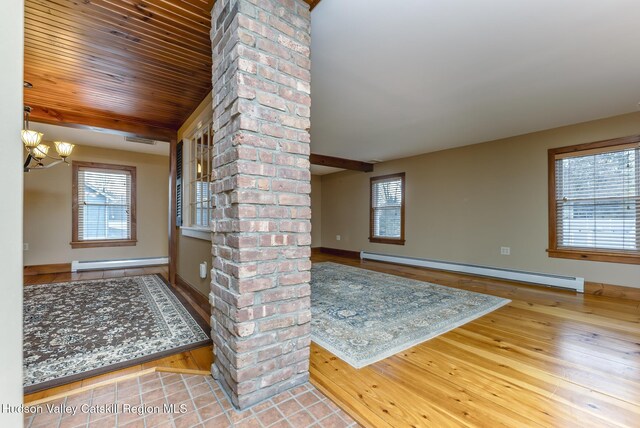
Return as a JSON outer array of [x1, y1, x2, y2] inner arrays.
[[199, 261, 208, 279], [336, 235, 341, 241], [23, 243, 29, 251], [500, 246, 511, 256]]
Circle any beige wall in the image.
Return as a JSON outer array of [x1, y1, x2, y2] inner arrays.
[[24, 145, 169, 266], [321, 112, 640, 288], [176, 92, 213, 296], [177, 234, 212, 295], [0, 0, 24, 418], [311, 175, 322, 247]]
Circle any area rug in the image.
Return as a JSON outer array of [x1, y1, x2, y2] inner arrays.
[[23, 274, 211, 393], [310, 262, 510, 368]]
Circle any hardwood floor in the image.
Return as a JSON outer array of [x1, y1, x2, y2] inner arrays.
[[22, 265, 170, 286], [310, 254, 640, 428], [23, 257, 640, 427]]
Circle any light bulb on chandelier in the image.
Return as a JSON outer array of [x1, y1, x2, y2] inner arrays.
[[22, 82, 75, 172]]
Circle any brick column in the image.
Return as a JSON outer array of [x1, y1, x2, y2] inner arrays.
[[209, 0, 312, 410]]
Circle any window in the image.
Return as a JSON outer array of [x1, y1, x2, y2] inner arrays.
[[72, 161, 136, 248], [548, 136, 640, 264], [188, 123, 213, 228], [370, 173, 405, 245]]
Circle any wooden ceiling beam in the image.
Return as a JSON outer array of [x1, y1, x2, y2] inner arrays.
[[310, 153, 374, 172], [307, 0, 323, 11], [28, 105, 177, 142]]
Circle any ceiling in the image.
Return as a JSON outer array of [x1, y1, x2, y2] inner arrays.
[[24, 0, 215, 141], [310, 0, 640, 162], [23, 0, 319, 141], [31, 123, 170, 156]]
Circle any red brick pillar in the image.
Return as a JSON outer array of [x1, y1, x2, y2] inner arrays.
[[209, 0, 312, 409]]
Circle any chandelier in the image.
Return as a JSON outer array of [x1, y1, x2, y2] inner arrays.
[[22, 82, 75, 172]]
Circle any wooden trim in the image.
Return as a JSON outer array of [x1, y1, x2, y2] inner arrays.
[[585, 281, 640, 301], [29, 106, 177, 142], [154, 367, 210, 376], [175, 274, 211, 316], [24, 263, 71, 276], [169, 139, 178, 285], [310, 153, 374, 172], [547, 136, 640, 265], [319, 247, 361, 259], [548, 134, 640, 158], [369, 172, 405, 245], [307, 0, 323, 11], [24, 368, 157, 406], [70, 239, 137, 249], [368, 237, 406, 245], [72, 161, 137, 249], [546, 248, 640, 265], [24, 365, 209, 407], [548, 147, 557, 262]]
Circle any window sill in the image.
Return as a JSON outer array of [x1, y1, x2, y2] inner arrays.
[[369, 237, 405, 245], [547, 248, 640, 265], [70, 239, 137, 249], [181, 227, 212, 241]]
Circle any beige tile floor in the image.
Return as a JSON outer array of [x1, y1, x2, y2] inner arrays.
[[24, 372, 358, 428]]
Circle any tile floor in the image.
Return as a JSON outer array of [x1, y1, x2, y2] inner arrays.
[[24, 372, 359, 428]]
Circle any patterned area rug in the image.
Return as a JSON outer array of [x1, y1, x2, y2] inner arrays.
[[310, 262, 510, 368], [23, 274, 211, 393]]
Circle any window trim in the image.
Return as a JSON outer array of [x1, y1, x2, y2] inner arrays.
[[185, 121, 213, 229], [71, 161, 137, 249], [369, 172, 406, 245], [180, 226, 212, 241], [547, 135, 640, 265]]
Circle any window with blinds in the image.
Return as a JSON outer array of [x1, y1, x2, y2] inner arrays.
[[370, 173, 405, 245], [188, 123, 213, 228], [549, 137, 640, 263], [72, 162, 137, 248]]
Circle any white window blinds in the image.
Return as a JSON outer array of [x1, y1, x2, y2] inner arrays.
[[371, 174, 404, 240], [77, 166, 133, 241], [554, 144, 639, 253]]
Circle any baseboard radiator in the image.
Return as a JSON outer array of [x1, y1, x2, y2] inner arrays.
[[71, 257, 168, 272], [360, 251, 584, 292]]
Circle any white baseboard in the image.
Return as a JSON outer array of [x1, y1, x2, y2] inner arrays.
[[360, 251, 584, 292], [71, 257, 168, 272]]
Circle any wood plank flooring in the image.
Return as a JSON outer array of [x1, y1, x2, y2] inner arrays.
[[310, 254, 640, 428], [23, 257, 640, 427]]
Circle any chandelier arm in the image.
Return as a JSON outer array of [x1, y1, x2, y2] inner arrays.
[[23, 153, 33, 172], [27, 160, 65, 171], [40, 151, 65, 162]]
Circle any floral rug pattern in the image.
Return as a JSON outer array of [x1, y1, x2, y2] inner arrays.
[[24, 275, 210, 392], [310, 262, 510, 368]]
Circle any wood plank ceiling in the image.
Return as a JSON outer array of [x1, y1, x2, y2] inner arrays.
[[24, 0, 319, 141]]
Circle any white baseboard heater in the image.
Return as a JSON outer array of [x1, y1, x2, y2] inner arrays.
[[360, 251, 584, 292], [72, 257, 169, 272]]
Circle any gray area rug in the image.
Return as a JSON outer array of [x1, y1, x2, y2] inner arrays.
[[310, 262, 510, 368], [23, 274, 211, 393]]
